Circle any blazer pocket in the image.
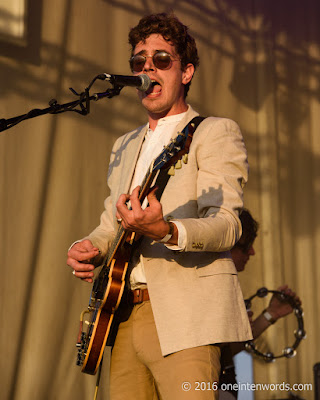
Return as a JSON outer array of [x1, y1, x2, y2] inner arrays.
[[195, 259, 237, 277]]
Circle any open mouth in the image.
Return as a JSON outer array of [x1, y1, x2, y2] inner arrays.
[[146, 79, 162, 95]]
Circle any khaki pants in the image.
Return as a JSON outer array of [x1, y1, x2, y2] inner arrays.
[[110, 301, 221, 400]]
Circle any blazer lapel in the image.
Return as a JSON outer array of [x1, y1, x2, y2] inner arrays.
[[117, 124, 148, 196]]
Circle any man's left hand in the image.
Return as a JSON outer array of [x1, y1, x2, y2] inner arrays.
[[116, 186, 171, 241], [266, 284, 301, 321]]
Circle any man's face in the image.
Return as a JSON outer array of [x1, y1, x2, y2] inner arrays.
[[231, 241, 256, 272], [132, 34, 194, 121]]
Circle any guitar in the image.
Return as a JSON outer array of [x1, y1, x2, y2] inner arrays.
[[76, 122, 197, 375]]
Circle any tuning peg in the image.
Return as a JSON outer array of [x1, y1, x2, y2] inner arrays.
[[168, 166, 175, 176], [175, 160, 182, 169], [182, 154, 188, 164]]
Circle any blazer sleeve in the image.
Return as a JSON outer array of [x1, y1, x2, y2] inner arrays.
[[85, 195, 116, 259], [179, 117, 249, 252]]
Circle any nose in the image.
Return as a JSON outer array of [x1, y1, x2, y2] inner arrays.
[[143, 55, 155, 71], [248, 246, 255, 256]]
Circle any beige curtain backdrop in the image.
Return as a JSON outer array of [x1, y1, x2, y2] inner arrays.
[[0, 1, 319, 399]]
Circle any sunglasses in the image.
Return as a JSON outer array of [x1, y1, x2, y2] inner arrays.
[[129, 51, 178, 73]]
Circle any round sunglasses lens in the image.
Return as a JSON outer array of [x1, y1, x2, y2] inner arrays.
[[154, 52, 172, 69], [131, 55, 146, 72]]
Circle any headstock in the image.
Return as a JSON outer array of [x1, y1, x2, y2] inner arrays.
[[152, 132, 189, 176]]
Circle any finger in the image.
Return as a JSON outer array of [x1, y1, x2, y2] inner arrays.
[[283, 289, 295, 299], [67, 258, 95, 272], [73, 268, 95, 282], [147, 188, 163, 218], [130, 186, 143, 211], [67, 257, 83, 270], [77, 270, 94, 279], [81, 240, 100, 253], [116, 193, 130, 206], [277, 284, 288, 291], [132, 185, 141, 194], [116, 193, 131, 216], [146, 186, 160, 205], [147, 185, 158, 197], [68, 248, 99, 263], [81, 278, 94, 283], [68, 240, 99, 259], [73, 239, 99, 253]]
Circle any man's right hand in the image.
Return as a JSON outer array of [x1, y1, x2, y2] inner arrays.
[[67, 239, 100, 283]]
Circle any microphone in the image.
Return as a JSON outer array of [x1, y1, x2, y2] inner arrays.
[[98, 73, 151, 91]]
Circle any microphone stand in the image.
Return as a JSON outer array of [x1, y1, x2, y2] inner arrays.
[[0, 74, 124, 132]]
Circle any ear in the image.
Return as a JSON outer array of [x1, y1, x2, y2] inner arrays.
[[182, 63, 195, 85]]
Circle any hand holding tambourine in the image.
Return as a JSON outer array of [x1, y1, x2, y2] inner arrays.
[[244, 286, 306, 362]]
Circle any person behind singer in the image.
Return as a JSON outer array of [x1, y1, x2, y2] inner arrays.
[[67, 12, 252, 400], [219, 209, 301, 398]]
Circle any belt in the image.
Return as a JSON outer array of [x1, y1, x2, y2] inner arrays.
[[131, 288, 150, 304]]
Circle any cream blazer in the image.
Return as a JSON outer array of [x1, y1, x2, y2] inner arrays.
[[87, 106, 253, 356]]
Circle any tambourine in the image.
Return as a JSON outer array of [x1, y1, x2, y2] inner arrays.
[[244, 287, 306, 362]]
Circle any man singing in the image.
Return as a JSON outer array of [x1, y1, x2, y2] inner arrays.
[[67, 12, 252, 400]]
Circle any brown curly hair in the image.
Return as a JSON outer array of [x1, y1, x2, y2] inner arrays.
[[128, 12, 199, 97], [235, 209, 259, 252]]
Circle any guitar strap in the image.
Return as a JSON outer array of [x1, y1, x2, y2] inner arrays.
[[154, 116, 206, 202]]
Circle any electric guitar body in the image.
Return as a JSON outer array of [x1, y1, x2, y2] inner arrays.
[[78, 231, 133, 374]]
